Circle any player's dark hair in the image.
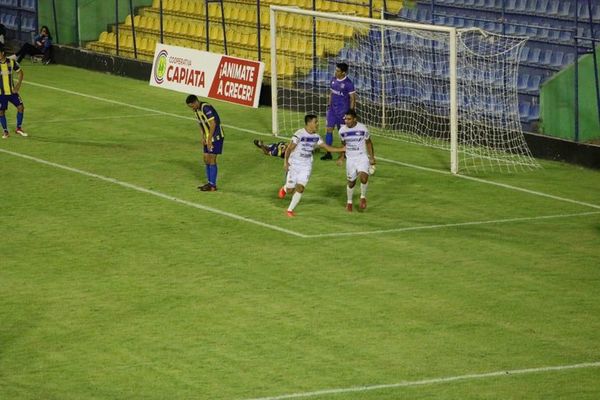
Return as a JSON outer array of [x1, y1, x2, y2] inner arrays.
[[336, 62, 349, 73], [304, 114, 318, 124], [345, 109, 357, 119], [186, 94, 198, 105]]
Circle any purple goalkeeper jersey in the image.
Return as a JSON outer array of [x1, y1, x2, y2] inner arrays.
[[330, 76, 355, 113]]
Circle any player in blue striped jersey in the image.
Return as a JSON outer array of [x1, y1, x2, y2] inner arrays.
[[0, 45, 27, 139], [186, 95, 224, 191]]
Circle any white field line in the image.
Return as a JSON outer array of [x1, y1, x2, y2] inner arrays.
[[0, 148, 307, 238], [242, 361, 600, 400], [24, 80, 262, 135], [306, 211, 600, 238], [378, 156, 600, 211], [21, 81, 600, 236], [27, 113, 164, 124]]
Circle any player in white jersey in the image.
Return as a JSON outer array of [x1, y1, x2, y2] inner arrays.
[[279, 114, 345, 217], [336, 109, 375, 211]]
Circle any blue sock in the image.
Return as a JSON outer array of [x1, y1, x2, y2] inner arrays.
[[205, 164, 210, 183], [325, 132, 333, 146], [208, 164, 218, 186], [0, 115, 7, 131], [16, 112, 23, 128]]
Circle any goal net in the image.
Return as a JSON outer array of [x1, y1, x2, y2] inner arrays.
[[269, 6, 539, 174]]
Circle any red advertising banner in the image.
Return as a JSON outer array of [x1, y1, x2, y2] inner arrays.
[[208, 56, 263, 107]]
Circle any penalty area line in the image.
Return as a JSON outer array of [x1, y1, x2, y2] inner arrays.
[[242, 361, 600, 400], [0, 148, 308, 238]]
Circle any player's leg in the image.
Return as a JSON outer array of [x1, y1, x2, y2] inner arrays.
[[201, 135, 223, 191], [253, 139, 270, 155], [286, 168, 310, 216], [321, 109, 336, 160], [0, 100, 8, 138], [345, 160, 358, 212], [14, 96, 27, 136], [358, 158, 370, 209]]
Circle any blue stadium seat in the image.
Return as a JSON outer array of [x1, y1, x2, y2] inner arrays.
[[550, 50, 565, 68], [519, 102, 531, 120], [517, 73, 529, 91], [546, 0, 559, 16], [530, 0, 545, 14], [520, 46, 530, 62], [528, 103, 540, 121], [527, 47, 541, 64], [514, 0, 528, 13], [557, 2, 574, 18], [526, 75, 542, 92], [538, 49, 552, 66]]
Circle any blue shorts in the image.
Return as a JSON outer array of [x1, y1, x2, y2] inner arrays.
[[326, 107, 346, 129], [0, 94, 23, 111], [203, 126, 224, 154], [204, 138, 224, 154]]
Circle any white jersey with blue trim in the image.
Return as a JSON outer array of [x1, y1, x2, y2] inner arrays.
[[338, 122, 369, 158], [289, 128, 323, 165]]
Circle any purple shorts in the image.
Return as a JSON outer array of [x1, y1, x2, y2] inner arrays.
[[326, 108, 346, 129], [0, 94, 23, 111]]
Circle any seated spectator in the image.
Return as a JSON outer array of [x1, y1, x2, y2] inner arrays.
[[13, 26, 53, 64]]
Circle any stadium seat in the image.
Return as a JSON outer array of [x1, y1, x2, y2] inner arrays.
[[557, 2, 574, 18], [527, 47, 541, 64], [550, 50, 565, 68], [519, 102, 531, 120], [528, 103, 540, 121], [546, 0, 559, 16], [526, 74, 542, 92], [517, 73, 529, 91]]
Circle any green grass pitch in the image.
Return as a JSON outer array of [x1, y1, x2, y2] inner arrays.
[[1, 62, 599, 399]]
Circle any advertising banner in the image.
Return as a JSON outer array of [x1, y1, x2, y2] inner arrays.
[[149, 43, 264, 108]]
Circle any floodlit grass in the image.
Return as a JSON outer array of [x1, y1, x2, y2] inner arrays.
[[1, 63, 599, 399]]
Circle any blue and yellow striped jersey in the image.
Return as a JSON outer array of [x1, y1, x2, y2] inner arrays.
[[194, 102, 223, 141], [0, 59, 21, 95]]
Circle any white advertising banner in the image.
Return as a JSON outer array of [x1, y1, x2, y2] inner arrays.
[[149, 43, 265, 108]]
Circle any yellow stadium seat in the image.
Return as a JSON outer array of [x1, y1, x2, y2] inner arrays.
[[98, 31, 108, 43], [171, 0, 182, 12], [124, 14, 132, 26]]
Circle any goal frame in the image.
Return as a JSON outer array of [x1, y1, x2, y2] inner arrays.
[[269, 5, 459, 174]]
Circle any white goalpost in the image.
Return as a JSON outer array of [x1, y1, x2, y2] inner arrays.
[[269, 5, 539, 174]]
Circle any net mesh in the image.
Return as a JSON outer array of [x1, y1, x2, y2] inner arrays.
[[272, 9, 539, 173]]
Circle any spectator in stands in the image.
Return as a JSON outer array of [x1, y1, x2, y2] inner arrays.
[[13, 25, 53, 65]]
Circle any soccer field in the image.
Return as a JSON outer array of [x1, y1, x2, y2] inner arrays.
[[1, 63, 599, 399]]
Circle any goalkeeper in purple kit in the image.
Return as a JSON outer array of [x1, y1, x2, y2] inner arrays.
[[321, 62, 356, 160]]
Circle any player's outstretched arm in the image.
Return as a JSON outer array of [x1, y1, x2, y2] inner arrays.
[[320, 143, 345, 153]]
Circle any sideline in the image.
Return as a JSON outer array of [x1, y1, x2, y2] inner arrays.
[[242, 361, 600, 400]]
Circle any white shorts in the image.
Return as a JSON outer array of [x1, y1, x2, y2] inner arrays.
[[346, 155, 370, 181], [286, 163, 312, 188]]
